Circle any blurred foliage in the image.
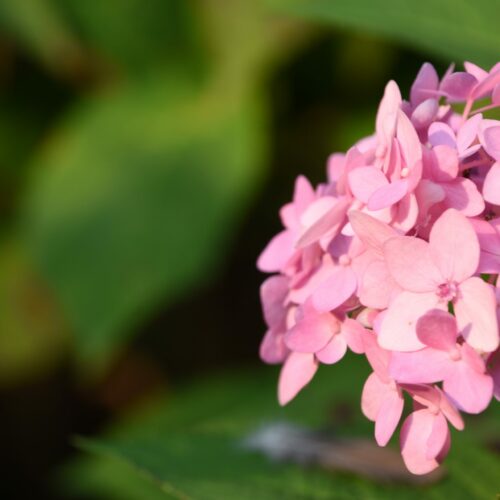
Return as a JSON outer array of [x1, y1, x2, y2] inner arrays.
[[0, 239, 68, 385], [62, 356, 500, 499], [269, 0, 500, 68]]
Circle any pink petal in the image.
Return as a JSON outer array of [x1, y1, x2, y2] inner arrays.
[[442, 178, 485, 216], [440, 72, 477, 101], [312, 266, 357, 312], [293, 175, 315, 214], [443, 362, 494, 413], [361, 372, 388, 421], [327, 153, 345, 183], [471, 68, 500, 100], [390, 348, 452, 383], [429, 208, 479, 283], [260, 329, 288, 364], [284, 313, 337, 353], [297, 197, 350, 248], [260, 276, 289, 328], [257, 230, 295, 272], [428, 122, 456, 149], [384, 237, 441, 292], [416, 309, 458, 350], [358, 258, 397, 309], [429, 145, 459, 181], [368, 179, 408, 211], [375, 390, 404, 446], [391, 193, 419, 233], [400, 410, 444, 475], [363, 330, 391, 381], [426, 413, 449, 460], [483, 162, 500, 205], [315, 334, 347, 364], [410, 63, 439, 106], [378, 291, 443, 352], [397, 109, 422, 169], [348, 211, 397, 255], [437, 389, 464, 430], [278, 352, 318, 405], [464, 61, 488, 81], [456, 113, 482, 152], [483, 126, 500, 161], [455, 277, 499, 352], [411, 98, 439, 129], [341, 317, 367, 354], [348, 166, 388, 203]]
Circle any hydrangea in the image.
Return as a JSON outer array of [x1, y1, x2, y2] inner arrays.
[[257, 61, 500, 475]]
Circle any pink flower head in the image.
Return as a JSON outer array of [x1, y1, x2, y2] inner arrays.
[[257, 61, 500, 474], [379, 208, 498, 352]]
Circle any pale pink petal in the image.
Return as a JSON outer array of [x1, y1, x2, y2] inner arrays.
[[278, 352, 318, 405], [442, 178, 485, 216], [455, 277, 499, 352], [260, 329, 288, 364], [378, 291, 443, 352], [437, 389, 464, 430], [416, 309, 458, 350], [471, 68, 500, 100], [315, 334, 347, 364], [410, 63, 439, 106], [376, 81, 402, 140], [456, 113, 482, 152], [341, 317, 367, 354], [358, 259, 397, 309], [363, 330, 391, 381], [257, 230, 295, 272], [426, 413, 449, 460], [443, 362, 494, 413], [368, 179, 408, 211], [297, 197, 350, 248], [464, 61, 488, 82], [411, 98, 438, 129], [397, 109, 422, 169], [348, 211, 397, 255], [483, 161, 500, 205], [361, 372, 388, 421], [400, 410, 444, 475], [375, 390, 404, 446], [429, 145, 459, 181], [483, 126, 500, 161], [429, 208, 480, 282], [284, 313, 336, 353], [391, 193, 419, 233], [348, 166, 388, 203], [384, 237, 442, 292], [312, 266, 357, 312], [260, 276, 289, 328], [415, 180, 445, 218], [293, 175, 315, 214], [440, 72, 477, 101], [428, 122, 456, 149], [327, 153, 345, 183], [390, 348, 452, 383]]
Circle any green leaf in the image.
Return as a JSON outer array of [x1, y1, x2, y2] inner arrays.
[[53, 0, 203, 75], [63, 356, 500, 499], [0, 0, 87, 78], [267, 0, 500, 67], [0, 239, 68, 386], [22, 73, 267, 367]]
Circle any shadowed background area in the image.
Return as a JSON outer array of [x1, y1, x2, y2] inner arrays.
[[0, 1, 498, 499]]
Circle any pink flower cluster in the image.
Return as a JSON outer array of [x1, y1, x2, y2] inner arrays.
[[257, 61, 500, 475]]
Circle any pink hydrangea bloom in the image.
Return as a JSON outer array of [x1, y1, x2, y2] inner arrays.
[[257, 61, 500, 475]]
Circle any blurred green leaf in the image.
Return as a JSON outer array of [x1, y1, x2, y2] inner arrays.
[[23, 74, 267, 367], [267, 0, 500, 67], [0, 0, 88, 78], [0, 239, 68, 385], [53, 0, 203, 76], [63, 356, 500, 499]]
